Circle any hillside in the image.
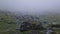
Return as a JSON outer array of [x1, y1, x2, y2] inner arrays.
[[0, 10, 60, 34], [0, 10, 17, 32]]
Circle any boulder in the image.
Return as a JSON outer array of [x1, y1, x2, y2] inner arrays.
[[20, 21, 46, 32]]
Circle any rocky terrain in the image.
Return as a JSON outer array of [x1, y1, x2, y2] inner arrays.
[[0, 10, 60, 34]]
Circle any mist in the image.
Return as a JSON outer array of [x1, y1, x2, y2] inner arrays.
[[0, 0, 60, 14]]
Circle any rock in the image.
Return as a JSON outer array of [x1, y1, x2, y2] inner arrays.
[[20, 22, 32, 32], [50, 32, 57, 34], [51, 24, 60, 28], [20, 21, 46, 32], [0, 18, 3, 22]]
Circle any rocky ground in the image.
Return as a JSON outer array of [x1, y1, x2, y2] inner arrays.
[[0, 10, 60, 34]]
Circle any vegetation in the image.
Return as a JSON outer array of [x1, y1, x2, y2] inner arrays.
[[0, 10, 60, 34]]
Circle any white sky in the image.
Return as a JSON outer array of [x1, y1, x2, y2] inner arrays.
[[0, 0, 60, 13]]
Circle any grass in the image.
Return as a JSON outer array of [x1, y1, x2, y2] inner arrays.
[[0, 11, 60, 34]]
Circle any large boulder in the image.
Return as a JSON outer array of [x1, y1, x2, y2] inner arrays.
[[20, 22, 46, 32]]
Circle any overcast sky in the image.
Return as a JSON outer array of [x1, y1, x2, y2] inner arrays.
[[0, 0, 60, 14]]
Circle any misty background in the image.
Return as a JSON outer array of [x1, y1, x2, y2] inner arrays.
[[0, 0, 60, 34], [0, 0, 60, 15]]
